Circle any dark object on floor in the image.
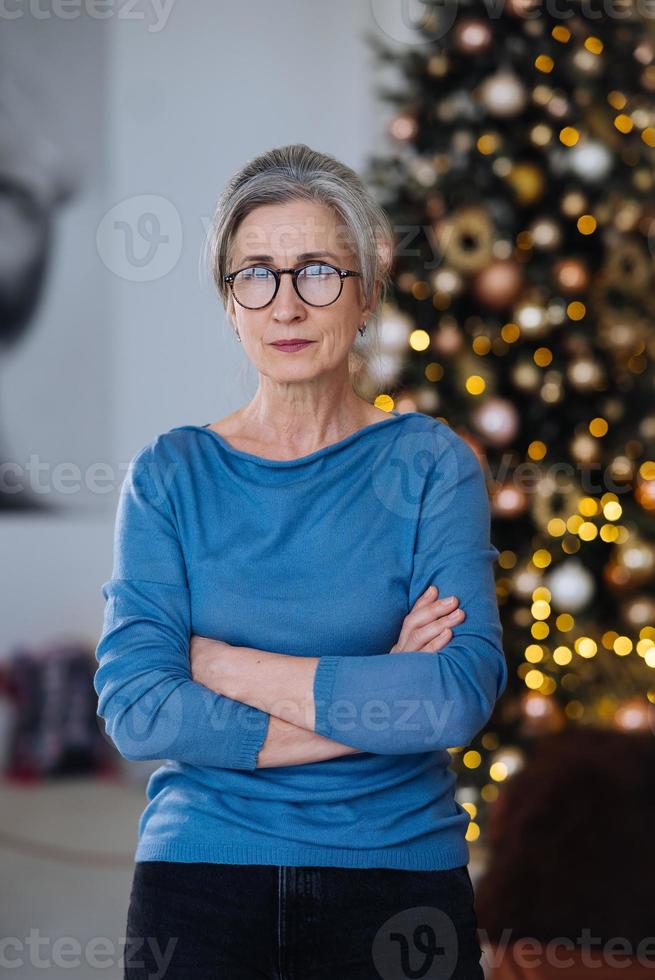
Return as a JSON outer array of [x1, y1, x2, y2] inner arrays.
[[2, 642, 119, 781]]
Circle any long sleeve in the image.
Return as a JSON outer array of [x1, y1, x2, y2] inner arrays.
[[94, 444, 270, 769], [312, 429, 507, 755]]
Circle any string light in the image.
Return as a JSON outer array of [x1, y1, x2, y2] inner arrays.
[[576, 637, 598, 658], [559, 126, 580, 146], [584, 36, 603, 54], [577, 214, 597, 234], [614, 113, 634, 133], [567, 301, 586, 320], [553, 646, 573, 665], [535, 54, 554, 73], [409, 329, 430, 351], [525, 669, 545, 689], [465, 375, 486, 394], [551, 25, 570, 42]]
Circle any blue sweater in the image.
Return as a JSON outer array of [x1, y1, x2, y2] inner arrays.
[[94, 409, 507, 870]]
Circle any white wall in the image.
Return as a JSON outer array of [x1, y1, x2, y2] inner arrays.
[[1, 0, 396, 650]]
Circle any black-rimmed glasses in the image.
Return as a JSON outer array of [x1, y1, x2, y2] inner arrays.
[[223, 262, 362, 310]]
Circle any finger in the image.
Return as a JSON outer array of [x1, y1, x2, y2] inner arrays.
[[430, 625, 453, 649], [415, 585, 438, 606], [412, 610, 463, 648], [433, 608, 465, 633], [407, 596, 461, 630], [420, 593, 459, 616], [418, 627, 452, 652]]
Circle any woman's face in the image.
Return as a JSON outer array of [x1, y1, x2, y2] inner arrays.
[[225, 199, 377, 382]]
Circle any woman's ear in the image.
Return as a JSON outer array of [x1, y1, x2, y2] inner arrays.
[[226, 297, 236, 330], [362, 279, 382, 321]]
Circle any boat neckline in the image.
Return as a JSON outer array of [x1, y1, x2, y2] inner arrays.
[[170, 410, 425, 468]]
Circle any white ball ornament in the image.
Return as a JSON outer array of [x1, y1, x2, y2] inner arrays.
[[378, 305, 413, 354], [479, 69, 527, 117], [471, 397, 520, 447], [546, 560, 595, 612], [568, 140, 613, 182]]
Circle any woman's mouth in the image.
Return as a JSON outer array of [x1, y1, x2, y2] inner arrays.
[[270, 340, 314, 352]]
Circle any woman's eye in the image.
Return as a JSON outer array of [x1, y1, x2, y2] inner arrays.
[[243, 267, 272, 279], [301, 264, 335, 277]]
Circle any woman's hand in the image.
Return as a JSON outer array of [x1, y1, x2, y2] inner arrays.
[[390, 586, 465, 654]]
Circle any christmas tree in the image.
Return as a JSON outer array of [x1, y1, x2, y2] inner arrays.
[[359, 0, 655, 841]]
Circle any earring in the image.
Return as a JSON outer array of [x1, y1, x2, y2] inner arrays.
[[235, 327, 241, 342], [358, 322, 367, 337]]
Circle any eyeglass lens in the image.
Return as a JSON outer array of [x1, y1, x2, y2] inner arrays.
[[232, 263, 342, 309]]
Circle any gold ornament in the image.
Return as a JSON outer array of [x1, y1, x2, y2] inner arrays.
[[561, 190, 587, 218], [396, 271, 418, 293], [506, 162, 545, 205], [512, 360, 541, 391], [547, 558, 596, 611], [433, 320, 464, 357], [602, 236, 654, 297], [532, 472, 583, 533], [515, 303, 550, 341], [478, 69, 527, 117], [491, 482, 528, 517], [432, 266, 464, 298], [470, 397, 520, 447], [623, 594, 655, 628], [640, 416, 655, 441], [635, 474, 655, 512], [529, 217, 562, 251], [453, 19, 493, 53], [613, 697, 653, 732], [553, 258, 591, 293], [409, 157, 438, 188], [427, 54, 449, 78], [570, 432, 601, 464], [473, 259, 524, 310], [605, 536, 655, 591], [608, 454, 635, 486], [600, 397, 623, 423], [389, 113, 418, 142], [520, 692, 566, 736], [540, 368, 564, 404], [598, 309, 650, 367], [505, 0, 539, 14], [415, 385, 440, 415], [566, 356, 606, 392], [433, 205, 495, 275]]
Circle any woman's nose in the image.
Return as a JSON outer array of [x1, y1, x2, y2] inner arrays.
[[272, 272, 306, 314]]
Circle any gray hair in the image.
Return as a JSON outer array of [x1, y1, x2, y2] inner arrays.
[[205, 143, 394, 333]]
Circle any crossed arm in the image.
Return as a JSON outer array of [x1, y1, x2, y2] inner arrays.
[[189, 585, 465, 768], [189, 640, 334, 767], [95, 436, 504, 771]]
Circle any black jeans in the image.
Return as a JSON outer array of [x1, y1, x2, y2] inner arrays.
[[124, 860, 485, 979]]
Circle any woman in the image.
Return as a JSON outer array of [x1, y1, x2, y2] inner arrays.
[[94, 143, 507, 979]]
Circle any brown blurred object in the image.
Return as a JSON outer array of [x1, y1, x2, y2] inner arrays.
[[476, 728, 655, 978], [483, 948, 655, 979]]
